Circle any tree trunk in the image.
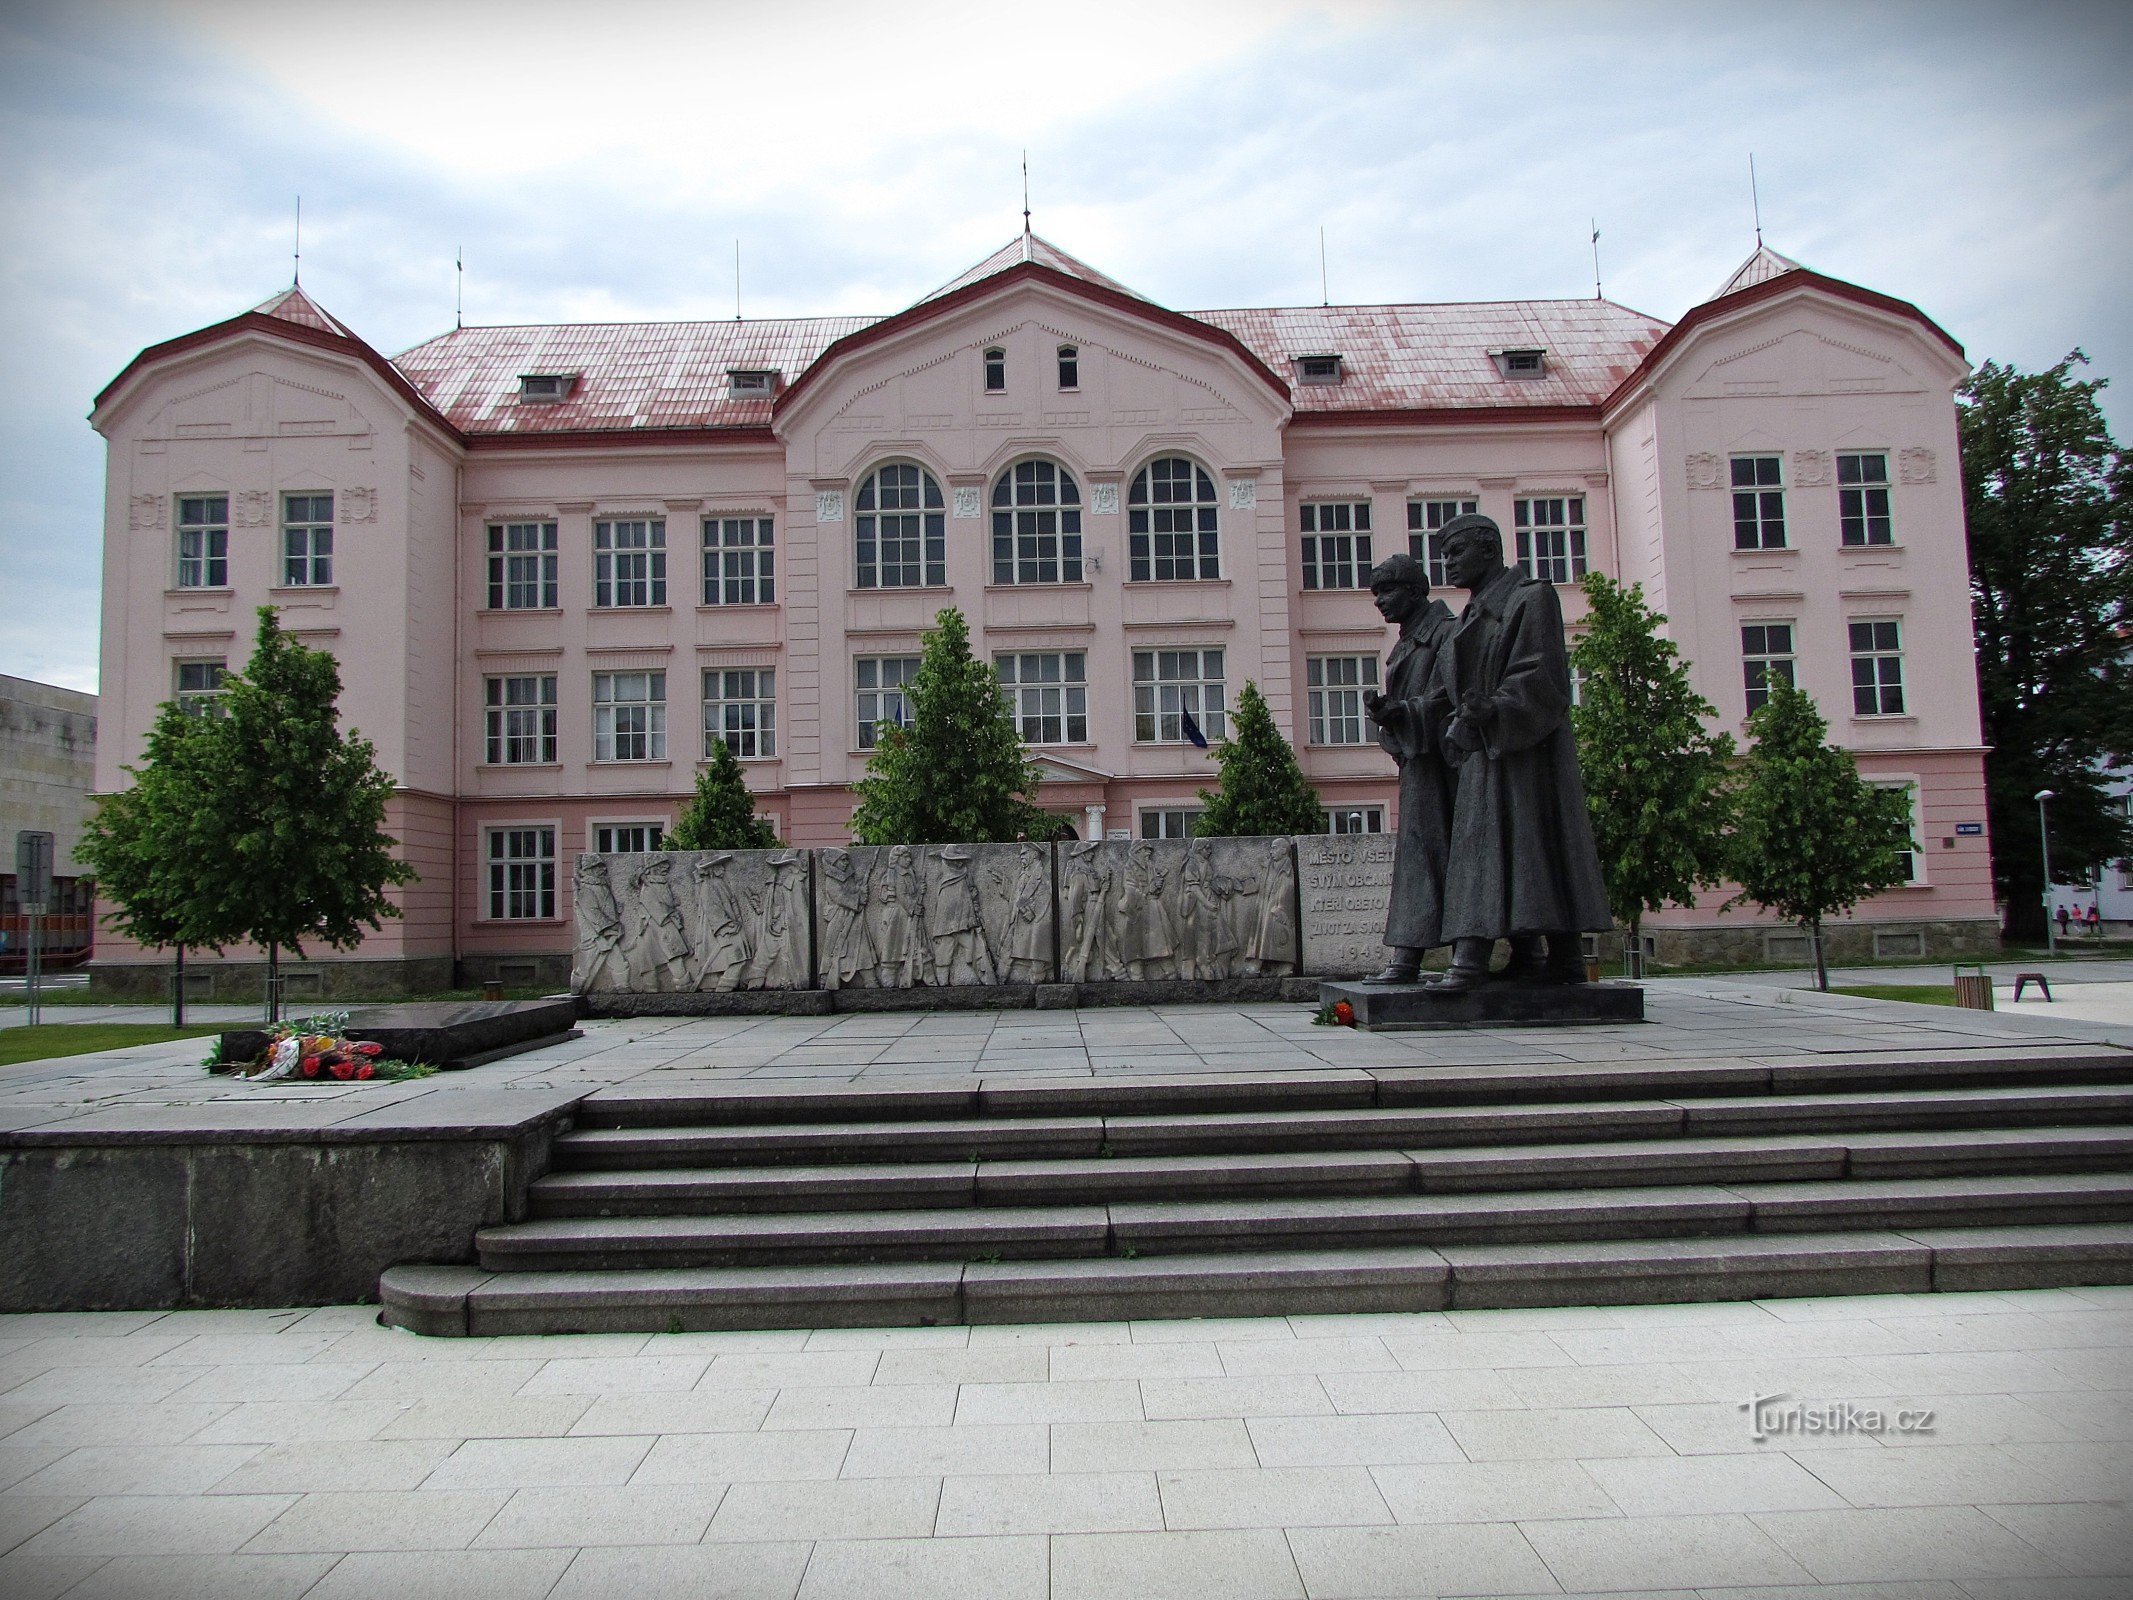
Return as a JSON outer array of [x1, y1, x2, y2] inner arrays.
[[172, 944, 185, 1028], [1810, 919, 1829, 992], [1627, 915, 1643, 980], [2002, 875, 2049, 946], [265, 941, 279, 1026]]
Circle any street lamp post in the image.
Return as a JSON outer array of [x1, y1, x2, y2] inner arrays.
[[2036, 789, 2057, 956]]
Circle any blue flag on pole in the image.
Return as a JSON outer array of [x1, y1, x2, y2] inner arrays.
[[1180, 707, 1210, 750]]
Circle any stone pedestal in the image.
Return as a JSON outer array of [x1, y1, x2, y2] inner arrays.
[[1319, 978, 1644, 1031]]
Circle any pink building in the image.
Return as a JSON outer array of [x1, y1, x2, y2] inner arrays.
[[87, 235, 1995, 994]]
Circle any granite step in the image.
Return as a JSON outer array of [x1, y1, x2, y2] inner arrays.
[[526, 1127, 2133, 1218], [550, 1085, 2133, 1171], [475, 1173, 2133, 1271], [380, 1223, 2133, 1335]]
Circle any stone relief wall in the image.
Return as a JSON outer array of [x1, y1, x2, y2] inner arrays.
[[1295, 834, 1396, 976], [573, 849, 814, 993], [816, 842, 1053, 989], [574, 837, 1326, 996]]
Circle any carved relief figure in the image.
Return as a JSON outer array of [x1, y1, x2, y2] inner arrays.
[[998, 843, 1054, 982], [817, 849, 874, 989], [623, 856, 690, 991], [571, 857, 629, 992], [1246, 837, 1299, 974], [1118, 840, 1178, 980], [1059, 841, 1118, 981], [746, 851, 812, 988], [1178, 838, 1238, 979], [689, 853, 753, 991], [927, 846, 998, 986], [867, 844, 928, 987]]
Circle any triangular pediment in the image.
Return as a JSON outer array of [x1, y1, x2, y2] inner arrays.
[[919, 233, 1149, 307]]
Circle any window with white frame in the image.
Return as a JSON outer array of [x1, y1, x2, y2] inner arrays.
[[1057, 345, 1078, 389], [1407, 498, 1478, 588], [594, 519, 666, 607], [173, 659, 227, 717], [175, 494, 228, 588], [486, 826, 555, 919], [1838, 452, 1893, 546], [1325, 807, 1386, 834], [1514, 496, 1587, 583], [855, 656, 921, 749], [704, 667, 776, 759], [592, 822, 665, 854], [593, 670, 666, 760], [855, 464, 946, 589], [487, 522, 558, 609], [983, 347, 1006, 391], [1140, 808, 1202, 840], [1133, 648, 1226, 743], [281, 493, 333, 586], [1300, 502, 1374, 590], [702, 516, 774, 605], [1307, 655, 1380, 744], [1849, 619, 1905, 715], [1731, 456, 1787, 549], [485, 674, 558, 765], [1128, 458, 1221, 581], [996, 652, 1087, 744], [992, 460, 1083, 585], [1741, 621, 1796, 714], [1872, 780, 1924, 884]]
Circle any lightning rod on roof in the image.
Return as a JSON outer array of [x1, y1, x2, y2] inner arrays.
[[1319, 226, 1328, 307], [293, 195, 301, 286], [735, 239, 742, 322], [1591, 219, 1603, 301], [1021, 151, 1032, 259], [1749, 153, 1764, 248]]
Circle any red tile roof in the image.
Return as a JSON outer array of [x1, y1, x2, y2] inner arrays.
[[918, 233, 1149, 304], [252, 285, 355, 337]]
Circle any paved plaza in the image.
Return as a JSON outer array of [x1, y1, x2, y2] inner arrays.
[[2, 977, 2130, 1595]]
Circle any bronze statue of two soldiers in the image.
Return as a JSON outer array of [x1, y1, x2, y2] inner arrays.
[[1361, 512, 1612, 993]]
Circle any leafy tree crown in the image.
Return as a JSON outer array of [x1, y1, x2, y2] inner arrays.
[[1194, 680, 1324, 837], [665, 739, 779, 851]]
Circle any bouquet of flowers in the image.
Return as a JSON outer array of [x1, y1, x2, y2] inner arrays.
[[219, 1011, 435, 1083]]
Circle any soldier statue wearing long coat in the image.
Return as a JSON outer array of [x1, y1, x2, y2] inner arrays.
[[1427, 513, 1612, 989], [1361, 553, 1458, 983]]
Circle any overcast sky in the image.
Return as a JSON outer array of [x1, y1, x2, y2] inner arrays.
[[3, 0, 2127, 693]]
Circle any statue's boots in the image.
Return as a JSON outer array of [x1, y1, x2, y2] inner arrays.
[[1542, 931, 1591, 985], [1492, 933, 1547, 983], [1429, 937, 1496, 993], [1366, 946, 1422, 985]]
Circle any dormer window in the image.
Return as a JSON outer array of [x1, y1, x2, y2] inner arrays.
[[1493, 348, 1547, 379], [726, 369, 779, 397], [518, 372, 578, 403], [984, 348, 1006, 392], [1297, 354, 1344, 386]]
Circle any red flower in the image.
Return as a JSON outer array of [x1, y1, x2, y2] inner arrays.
[[355, 1063, 376, 1080], [349, 1041, 383, 1057], [330, 1060, 356, 1080], [1332, 1000, 1355, 1027], [300, 1058, 322, 1078]]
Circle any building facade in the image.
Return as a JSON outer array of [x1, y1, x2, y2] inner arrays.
[[87, 235, 1997, 992], [1, 675, 99, 970]]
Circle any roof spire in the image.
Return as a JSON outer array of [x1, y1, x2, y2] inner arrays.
[[292, 194, 302, 286], [1021, 151, 1032, 260], [1749, 152, 1763, 248]]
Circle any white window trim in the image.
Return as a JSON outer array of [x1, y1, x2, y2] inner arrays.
[[1870, 778, 1928, 887], [482, 822, 561, 921]]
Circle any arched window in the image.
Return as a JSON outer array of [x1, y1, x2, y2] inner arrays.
[[1128, 457, 1220, 581], [992, 460, 1083, 585], [854, 463, 945, 589]]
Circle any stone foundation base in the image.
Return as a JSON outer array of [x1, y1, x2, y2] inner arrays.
[[583, 975, 1325, 1017], [1320, 978, 1646, 1031], [88, 956, 458, 1004], [1611, 918, 2001, 970]]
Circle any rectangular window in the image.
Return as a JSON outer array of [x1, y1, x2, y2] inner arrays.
[[702, 516, 775, 605], [593, 518, 666, 607], [1325, 807, 1386, 834], [1140, 808, 1202, 840], [281, 493, 334, 586], [593, 670, 666, 761], [984, 348, 1005, 391], [1731, 456, 1787, 549], [1872, 781, 1924, 885], [1850, 619, 1906, 715], [1133, 648, 1227, 743], [1300, 502, 1374, 590], [1307, 655, 1381, 744], [996, 652, 1088, 745], [175, 495, 229, 588], [855, 656, 921, 749], [1057, 346, 1079, 389], [592, 823, 665, 854], [484, 675, 558, 765], [486, 826, 556, 920], [173, 659, 226, 717], [1741, 621, 1797, 714], [1514, 496, 1588, 583], [1838, 452, 1893, 546], [487, 522, 559, 609], [1407, 498, 1479, 588], [704, 667, 776, 759]]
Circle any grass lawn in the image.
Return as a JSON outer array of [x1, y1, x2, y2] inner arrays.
[[1830, 984, 1959, 1007], [0, 1023, 227, 1067]]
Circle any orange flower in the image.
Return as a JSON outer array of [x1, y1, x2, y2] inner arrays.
[[1332, 1000, 1355, 1026]]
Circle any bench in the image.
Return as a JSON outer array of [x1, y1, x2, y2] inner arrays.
[[2012, 972, 2053, 1002]]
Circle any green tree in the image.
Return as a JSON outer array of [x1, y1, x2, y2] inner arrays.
[[208, 609, 415, 1017], [849, 607, 1060, 844], [665, 738, 778, 851], [1570, 574, 1736, 974], [76, 697, 237, 1022], [1194, 681, 1324, 837], [1960, 351, 2132, 942], [1728, 680, 1915, 991]]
